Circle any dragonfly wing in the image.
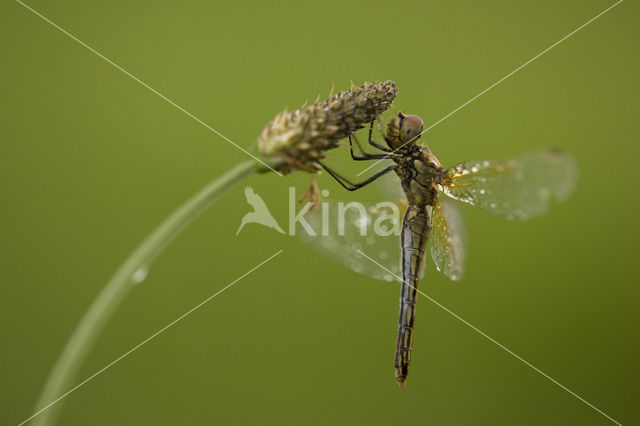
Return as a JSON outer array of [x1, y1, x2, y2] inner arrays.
[[439, 150, 577, 220], [299, 200, 411, 282], [430, 197, 465, 281], [374, 168, 405, 202]]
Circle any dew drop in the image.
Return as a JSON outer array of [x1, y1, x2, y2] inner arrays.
[[132, 266, 149, 284]]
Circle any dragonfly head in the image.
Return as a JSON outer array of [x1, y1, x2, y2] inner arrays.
[[385, 112, 424, 149]]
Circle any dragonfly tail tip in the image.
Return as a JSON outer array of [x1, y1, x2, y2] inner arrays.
[[395, 373, 407, 389]]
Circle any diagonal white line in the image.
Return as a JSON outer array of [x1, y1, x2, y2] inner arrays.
[[16, 0, 283, 176], [356, 249, 623, 426], [18, 249, 284, 426], [357, 0, 624, 176]]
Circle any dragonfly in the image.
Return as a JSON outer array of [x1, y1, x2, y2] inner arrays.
[[301, 112, 577, 387]]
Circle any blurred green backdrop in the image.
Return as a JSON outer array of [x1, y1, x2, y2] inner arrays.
[[2, 0, 638, 425]]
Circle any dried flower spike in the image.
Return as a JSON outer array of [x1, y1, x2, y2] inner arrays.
[[258, 80, 398, 174]]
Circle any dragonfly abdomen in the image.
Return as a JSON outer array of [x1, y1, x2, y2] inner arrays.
[[395, 203, 431, 388]]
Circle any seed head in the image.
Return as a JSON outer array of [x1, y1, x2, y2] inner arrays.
[[258, 80, 398, 174]]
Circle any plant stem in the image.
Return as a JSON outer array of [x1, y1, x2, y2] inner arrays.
[[29, 160, 257, 426]]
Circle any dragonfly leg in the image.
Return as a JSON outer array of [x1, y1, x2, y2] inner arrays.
[[349, 134, 396, 161], [317, 161, 395, 191], [368, 121, 393, 152]]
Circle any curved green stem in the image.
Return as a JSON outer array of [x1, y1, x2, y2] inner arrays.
[[28, 160, 257, 426]]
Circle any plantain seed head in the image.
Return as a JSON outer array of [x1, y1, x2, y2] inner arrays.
[[258, 80, 398, 174]]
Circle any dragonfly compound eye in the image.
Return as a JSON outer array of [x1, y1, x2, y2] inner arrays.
[[399, 115, 424, 144]]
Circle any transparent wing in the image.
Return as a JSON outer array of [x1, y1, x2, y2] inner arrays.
[[430, 197, 465, 281], [439, 150, 577, 220], [373, 167, 405, 202], [299, 199, 416, 282]]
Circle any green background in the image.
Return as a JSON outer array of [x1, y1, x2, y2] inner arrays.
[[2, 0, 638, 425]]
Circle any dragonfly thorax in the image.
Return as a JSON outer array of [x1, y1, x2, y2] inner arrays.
[[395, 148, 442, 205]]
